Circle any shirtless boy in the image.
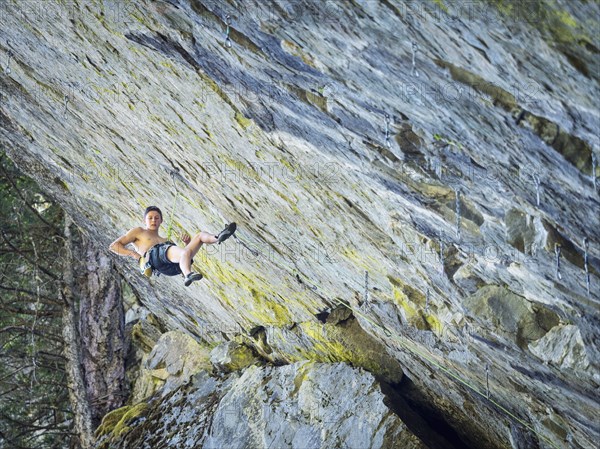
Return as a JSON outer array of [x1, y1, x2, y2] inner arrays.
[[109, 206, 236, 286]]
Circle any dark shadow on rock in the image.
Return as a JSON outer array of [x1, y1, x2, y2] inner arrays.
[[379, 375, 496, 449]]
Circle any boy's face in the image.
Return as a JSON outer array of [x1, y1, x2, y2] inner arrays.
[[144, 211, 162, 230]]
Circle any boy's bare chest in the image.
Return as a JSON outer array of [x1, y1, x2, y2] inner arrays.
[[135, 232, 167, 254]]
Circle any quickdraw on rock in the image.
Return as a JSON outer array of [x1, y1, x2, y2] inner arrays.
[[4, 40, 13, 75], [224, 14, 232, 48]]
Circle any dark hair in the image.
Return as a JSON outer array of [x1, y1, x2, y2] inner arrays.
[[144, 206, 163, 220]]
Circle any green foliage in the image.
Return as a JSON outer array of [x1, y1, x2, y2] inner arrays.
[[0, 153, 74, 448]]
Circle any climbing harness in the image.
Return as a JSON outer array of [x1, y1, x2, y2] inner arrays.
[[139, 255, 152, 277], [150, 155, 574, 449]]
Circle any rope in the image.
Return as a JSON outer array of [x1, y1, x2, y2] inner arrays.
[[165, 170, 180, 241], [231, 232, 563, 449], [155, 159, 568, 447], [329, 295, 562, 449]]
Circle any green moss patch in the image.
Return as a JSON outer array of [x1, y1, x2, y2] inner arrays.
[[95, 402, 150, 445]]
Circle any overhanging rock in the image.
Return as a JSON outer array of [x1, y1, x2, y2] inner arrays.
[[1, 1, 598, 448]]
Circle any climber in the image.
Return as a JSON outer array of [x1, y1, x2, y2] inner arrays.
[[109, 206, 236, 286]]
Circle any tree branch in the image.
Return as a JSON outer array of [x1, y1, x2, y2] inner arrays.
[[0, 230, 60, 281], [0, 155, 63, 235], [0, 326, 64, 344]]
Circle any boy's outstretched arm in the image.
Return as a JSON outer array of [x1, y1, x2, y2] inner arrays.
[[109, 227, 143, 260]]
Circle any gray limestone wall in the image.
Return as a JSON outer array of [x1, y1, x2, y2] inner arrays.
[[1, 1, 598, 448]]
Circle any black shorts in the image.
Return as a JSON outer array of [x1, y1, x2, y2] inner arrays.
[[147, 242, 192, 277]]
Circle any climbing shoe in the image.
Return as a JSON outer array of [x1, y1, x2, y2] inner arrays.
[[184, 272, 203, 287], [139, 256, 152, 277], [216, 222, 237, 244]]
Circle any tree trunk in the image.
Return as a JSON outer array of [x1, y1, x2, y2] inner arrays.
[[78, 242, 127, 427], [62, 215, 94, 449], [62, 214, 128, 435]]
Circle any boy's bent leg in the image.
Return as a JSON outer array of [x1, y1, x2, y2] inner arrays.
[[167, 232, 217, 276], [200, 231, 218, 244], [165, 245, 193, 276], [189, 232, 218, 258]]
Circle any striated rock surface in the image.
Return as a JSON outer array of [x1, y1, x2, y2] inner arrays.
[[1, 0, 599, 448]]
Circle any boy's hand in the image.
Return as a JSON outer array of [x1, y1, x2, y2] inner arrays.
[[181, 232, 191, 245], [130, 251, 141, 261]]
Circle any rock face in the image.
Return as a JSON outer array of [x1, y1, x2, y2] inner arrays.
[[1, 1, 599, 448], [528, 324, 592, 373], [210, 340, 259, 373], [463, 285, 560, 349], [131, 330, 213, 401], [96, 361, 428, 449]]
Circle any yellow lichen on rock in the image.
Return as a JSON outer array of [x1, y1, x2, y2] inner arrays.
[[234, 112, 253, 129]]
